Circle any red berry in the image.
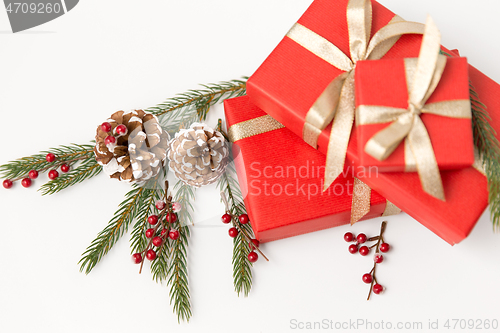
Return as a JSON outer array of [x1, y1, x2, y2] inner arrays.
[[3, 179, 13, 189], [238, 214, 249, 224], [344, 232, 355, 242], [248, 251, 258, 263], [166, 212, 177, 223], [46, 153, 56, 162], [48, 170, 59, 180], [362, 273, 373, 284], [373, 284, 384, 295], [152, 236, 163, 247], [101, 122, 112, 132], [348, 244, 358, 254], [105, 136, 116, 145], [21, 178, 32, 188], [359, 246, 370, 256], [228, 227, 238, 238], [249, 239, 260, 250], [169, 229, 180, 240], [374, 253, 384, 264], [357, 233, 367, 244], [145, 228, 155, 238], [155, 200, 166, 210], [131, 253, 142, 264], [160, 229, 168, 237], [146, 249, 157, 261], [60, 164, 70, 173], [221, 213, 232, 224], [115, 124, 128, 135], [380, 243, 390, 253], [28, 170, 39, 179], [147, 215, 158, 225]]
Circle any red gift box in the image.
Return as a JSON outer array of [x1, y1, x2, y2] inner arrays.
[[355, 57, 474, 172], [224, 96, 398, 243]]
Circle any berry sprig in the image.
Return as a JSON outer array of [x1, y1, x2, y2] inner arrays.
[[344, 221, 390, 300], [220, 192, 268, 263], [2, 152, 85, 189], [132, 181, 182, 273], [101, 122, 128, 152]]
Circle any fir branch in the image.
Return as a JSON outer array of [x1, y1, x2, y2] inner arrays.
[[146, 78, 247, 132], [173, 179, 196, 226], [38, 158, 102, 195], [217, 161, 254, 297], [167, 180, 194, 322], [151, 241, 171, 283], [0, 143, 95, 181], [216, 121, 254, 296], [130, 177, 164, 254], [167, 223, 191, 323], [79, 185, 144, 274], [470, 84, 500, 230]]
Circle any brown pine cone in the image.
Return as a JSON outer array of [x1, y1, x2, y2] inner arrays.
[[167, 123, 229, 187], [94, 110, 170, 183]]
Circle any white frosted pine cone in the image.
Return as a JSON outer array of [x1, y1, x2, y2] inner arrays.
[[94, 110, 170, 184], [167, 123, 229, 187]]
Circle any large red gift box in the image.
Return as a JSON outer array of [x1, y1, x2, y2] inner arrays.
[[355, 57, 474, 172], [246, 0, 499, 244], [224, 96, 398, 243]]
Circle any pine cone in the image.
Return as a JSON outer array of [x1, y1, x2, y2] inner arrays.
[[167, 123, 229, 187], [94, 110, 170, 183]]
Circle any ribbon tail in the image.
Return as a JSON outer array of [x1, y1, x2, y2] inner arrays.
[[409, 117, 445, 200], [350, 178, 371, 225], [324, 72, 356, 191], [381, 200, 402, 217], [364, 113, 413, 161], [303, 72, 349, 148]]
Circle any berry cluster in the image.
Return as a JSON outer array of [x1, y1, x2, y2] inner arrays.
[[101, 122, 128, 151], [220, 211, 268, 263], [132, 181, 183, 272], [2, 153, 74, 189], [345, 221, 390, 300]]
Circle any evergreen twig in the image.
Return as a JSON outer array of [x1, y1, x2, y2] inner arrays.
[[129, 177, 164, 254], [470, 84, 500, 230], [39, 158, 102, 195], [0, 143, 95, 181], [216, 120, 254, 296], [79, 185, 144, 274], [167, 180, 194, 322], [146, 78, 247, 134]]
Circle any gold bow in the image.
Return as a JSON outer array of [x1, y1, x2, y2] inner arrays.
[[286, 0, 425, 191], [359, 16, 472, 200]]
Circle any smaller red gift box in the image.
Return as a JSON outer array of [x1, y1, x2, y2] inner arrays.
[[224, 96, 397, 243], [355, 57, 474, 172]]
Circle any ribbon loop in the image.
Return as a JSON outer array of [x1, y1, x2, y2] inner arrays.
[[348, 0, 372, 63], [365, 112, 414, 161]]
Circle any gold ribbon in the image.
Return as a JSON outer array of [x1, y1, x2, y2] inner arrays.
[[286, 0, 425, 191], [350, 178, 401, 224], [227, 115, 284, 142], [359, 17, 472, 200], [227, 113, 401, 223]]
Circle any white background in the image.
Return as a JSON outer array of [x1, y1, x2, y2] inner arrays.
[[1, 1, 500, 332]]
